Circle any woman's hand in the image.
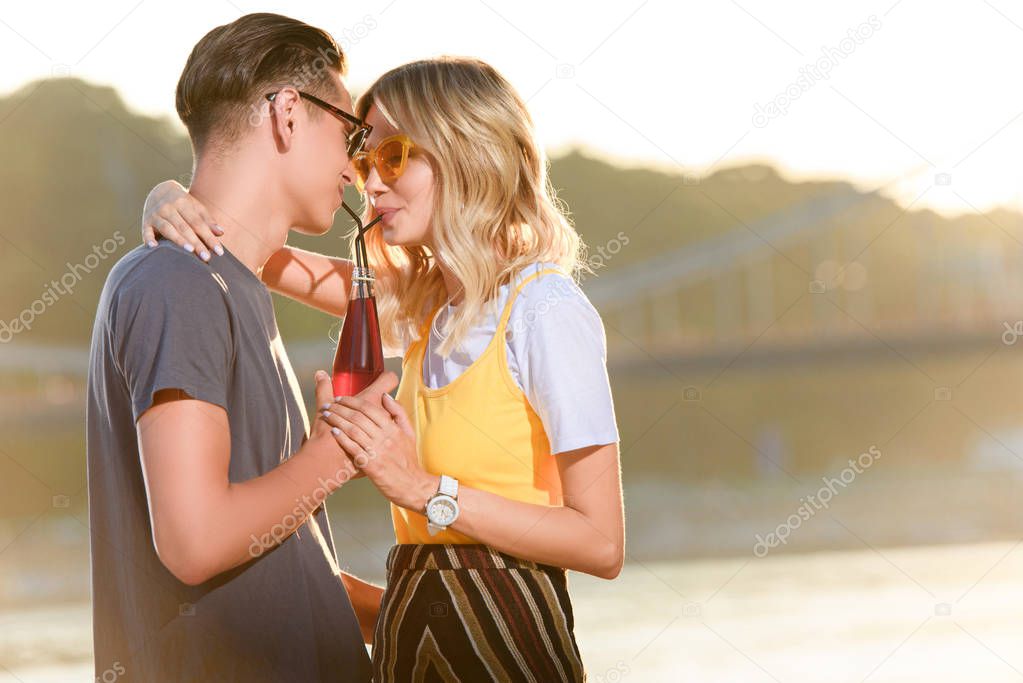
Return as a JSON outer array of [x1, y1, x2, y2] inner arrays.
[[319, 390, 437, 512], [142, 180, 224, 261]]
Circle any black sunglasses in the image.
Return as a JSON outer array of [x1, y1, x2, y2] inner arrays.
[[264, 90, 372, 156]]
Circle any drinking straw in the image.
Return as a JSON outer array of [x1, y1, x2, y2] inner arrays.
[[341, 201, 383, 297]]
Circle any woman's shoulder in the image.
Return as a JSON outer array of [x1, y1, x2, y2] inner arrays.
[[507, 262, 602, 335], [515, 262, 588, 301]]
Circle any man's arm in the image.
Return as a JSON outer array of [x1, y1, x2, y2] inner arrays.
[[137, 371, 397, 586]]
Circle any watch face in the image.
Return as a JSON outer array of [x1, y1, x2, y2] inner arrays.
[[428, 497, 457, 526]]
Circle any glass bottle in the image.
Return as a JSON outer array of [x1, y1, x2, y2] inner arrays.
[[331, 266, 384, 397]]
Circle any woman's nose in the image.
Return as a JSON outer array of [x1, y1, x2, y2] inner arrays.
[[363, 164, 386, 197]]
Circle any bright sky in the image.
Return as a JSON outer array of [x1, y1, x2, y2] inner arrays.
[[2, 0, 1022, 216]]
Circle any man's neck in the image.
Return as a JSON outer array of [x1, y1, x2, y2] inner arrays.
[[188, 153, 291, 275]]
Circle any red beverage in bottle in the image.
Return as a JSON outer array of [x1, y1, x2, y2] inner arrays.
[[332, 267, 385, 397]]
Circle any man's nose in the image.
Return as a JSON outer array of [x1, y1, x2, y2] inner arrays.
[[340, 159, 357, 187]]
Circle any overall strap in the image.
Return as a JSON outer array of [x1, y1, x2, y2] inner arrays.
[[413, 265, 566, 351], [496, 266, 566, 333]]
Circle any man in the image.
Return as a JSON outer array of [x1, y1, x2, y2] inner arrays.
[[86, 13, 391, 681]]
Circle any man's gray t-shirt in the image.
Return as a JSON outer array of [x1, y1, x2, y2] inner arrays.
[[86, 243, 371, 682]]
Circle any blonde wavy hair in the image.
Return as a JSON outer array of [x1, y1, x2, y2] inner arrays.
[[352, 56, 589, 358]]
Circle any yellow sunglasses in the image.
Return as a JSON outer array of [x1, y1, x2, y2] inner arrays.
[[351, 134, 416, 192]]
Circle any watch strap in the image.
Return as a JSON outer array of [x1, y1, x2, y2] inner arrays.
[[438, 474, 458, 499]]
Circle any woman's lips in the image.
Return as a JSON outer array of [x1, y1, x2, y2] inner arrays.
[[378, 208, 400, 224]]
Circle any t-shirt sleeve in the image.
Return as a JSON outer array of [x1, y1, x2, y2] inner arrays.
[[507, 273, 620, 455], [114, 266, 234, 421]]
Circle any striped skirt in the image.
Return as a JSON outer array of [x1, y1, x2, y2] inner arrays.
[[371, 544, 586, 682]]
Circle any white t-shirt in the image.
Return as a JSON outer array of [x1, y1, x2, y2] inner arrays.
[[418, 262, 619, 455]]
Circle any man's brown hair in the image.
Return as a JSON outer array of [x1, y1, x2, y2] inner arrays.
[[175, 13, 346, 153]]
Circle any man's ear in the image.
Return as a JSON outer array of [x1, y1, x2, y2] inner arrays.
[[268, 88, 301, 153]]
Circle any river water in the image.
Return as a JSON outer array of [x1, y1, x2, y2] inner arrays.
[[4, 540, 1023, 682]]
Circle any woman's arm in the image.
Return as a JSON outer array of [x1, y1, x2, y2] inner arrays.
[[140, 180, 352, 316], [320, 395, 626, 579], [416, 444, 625, 579], [260, 246, 353, 317]]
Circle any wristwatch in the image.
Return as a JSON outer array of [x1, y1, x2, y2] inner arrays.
[[425, 475, 460, 536]]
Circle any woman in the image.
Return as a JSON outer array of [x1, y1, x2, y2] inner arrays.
[[143, 56, 624, 682]]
